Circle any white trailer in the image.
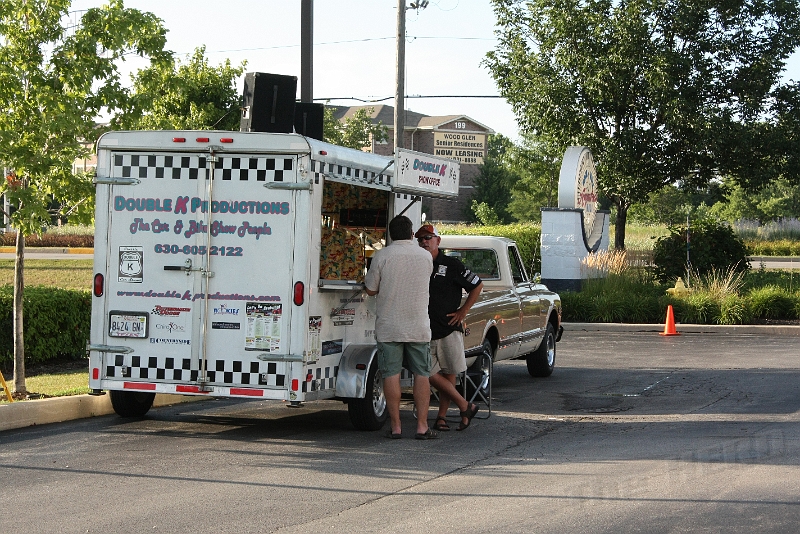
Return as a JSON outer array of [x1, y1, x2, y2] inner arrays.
[[88, 130, 459, 430]]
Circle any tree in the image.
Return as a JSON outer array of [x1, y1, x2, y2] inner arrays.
[[467, 134, 517, 223], [710, 177, 800, 223], [323, 106, 388, 150], [0, 0, 169, 396], [506, 135, 562, 222], [113, 46, 246, 131], [486, 0, 800, 249]]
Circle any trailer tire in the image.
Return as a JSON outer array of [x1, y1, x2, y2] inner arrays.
[[527, 322, 556, 377], [347, 358, 388, 431], [110, 390, 155, 418]]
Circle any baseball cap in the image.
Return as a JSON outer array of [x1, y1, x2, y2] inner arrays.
[[414, 223, 439, 238]]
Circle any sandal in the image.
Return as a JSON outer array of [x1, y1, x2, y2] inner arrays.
[[414, 428, 439, 440], [457, 403, 479, 431], [385, 430, 402, 439], [433, 417, 450, 432]]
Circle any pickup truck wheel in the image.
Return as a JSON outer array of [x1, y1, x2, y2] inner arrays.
[[465, 339, 493, 401], [347, 357, 388, 431], [109, 390, 155, 417], [527, 323, 556, 377]]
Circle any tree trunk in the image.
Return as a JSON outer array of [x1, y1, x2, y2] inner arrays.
[[614, 202, 628, 250], [13, 231, 26, 396]]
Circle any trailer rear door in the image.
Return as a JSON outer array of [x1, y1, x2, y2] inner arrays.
[[94, 136, 307, 398]]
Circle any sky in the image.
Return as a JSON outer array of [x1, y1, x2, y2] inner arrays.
[[68, 0, 800, 144]]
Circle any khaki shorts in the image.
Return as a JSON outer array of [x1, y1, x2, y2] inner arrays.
[[377, 341, 431, 378], [430, 331, 467, 375]]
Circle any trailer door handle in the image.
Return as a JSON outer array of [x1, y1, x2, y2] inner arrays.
[[164, 260, 214, 277]]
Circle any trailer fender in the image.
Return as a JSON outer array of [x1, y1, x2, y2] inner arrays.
[[335, 344, 378, 399]]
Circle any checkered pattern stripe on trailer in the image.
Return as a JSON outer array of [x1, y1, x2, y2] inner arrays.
[[310, 159, 389, 187], [112, 153, 294, 182], [301, 365, 338, 393], [106, 354, 286, 388]]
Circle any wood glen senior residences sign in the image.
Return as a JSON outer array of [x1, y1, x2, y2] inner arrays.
[[433, 132, 486, 164]]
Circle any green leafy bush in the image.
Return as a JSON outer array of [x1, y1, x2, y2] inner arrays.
[[745, 240, 800, 256], [0, 232, 93, 247], [439, 223, 542, 273], [0, 286, 91, 367], [652, 221, 750, 283]]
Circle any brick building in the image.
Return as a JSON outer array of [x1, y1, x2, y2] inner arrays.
[[332, 105, 494, 223]]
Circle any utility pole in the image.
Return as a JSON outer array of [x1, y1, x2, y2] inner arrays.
[[300, 0, 313, 103], [394, 1, 428, 152], [394, 0, 406, 151]]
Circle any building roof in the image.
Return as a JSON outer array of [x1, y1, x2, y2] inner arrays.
[[330, 105, 494, 134]]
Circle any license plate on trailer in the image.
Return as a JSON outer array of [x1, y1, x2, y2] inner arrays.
[[108, 311, 149, 338]]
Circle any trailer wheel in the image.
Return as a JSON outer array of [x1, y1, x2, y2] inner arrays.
[[465, 339, 492, 401], [347, 358, 388, 431], [110, 390, 155, 418], [527, 322, 556, 377]]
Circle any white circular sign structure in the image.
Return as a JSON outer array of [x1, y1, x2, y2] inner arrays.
[[557, 146, 598, 238]]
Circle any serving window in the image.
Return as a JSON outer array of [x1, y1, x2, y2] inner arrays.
[[320, 181, 388, 284]]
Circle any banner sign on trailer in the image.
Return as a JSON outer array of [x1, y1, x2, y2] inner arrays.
[[394, 148, 459, 199]]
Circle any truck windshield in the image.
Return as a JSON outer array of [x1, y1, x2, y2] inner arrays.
[[441, 248, 500, 280]]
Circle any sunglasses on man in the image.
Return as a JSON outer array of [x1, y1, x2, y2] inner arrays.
[[417, 235, 436, 242]]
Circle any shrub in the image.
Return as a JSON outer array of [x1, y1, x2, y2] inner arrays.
[[745, 239, 800, 256], [747, 286, 798, 320], [560, 291, 588, 322], [439, 223, 541, 273], [672, 293, 719, 324], [717, 295, 752, 325], [652, 221, 750, 283], [0, 232, 94, 248], [0, 286, 91, 368]]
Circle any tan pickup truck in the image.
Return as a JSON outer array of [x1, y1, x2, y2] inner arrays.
[[438, 235, 563, 395]]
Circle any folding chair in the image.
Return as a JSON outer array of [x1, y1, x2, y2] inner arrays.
[[457, 355, 491, 419]]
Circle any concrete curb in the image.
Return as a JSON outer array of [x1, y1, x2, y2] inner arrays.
[[564, 322, 800, 336], [0, 247, 93, 254], [0, 393, 204, 432]]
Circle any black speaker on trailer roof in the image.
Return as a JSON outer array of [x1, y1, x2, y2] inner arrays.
[[240, 72, 297, 133], [294, 102, 325, 141]]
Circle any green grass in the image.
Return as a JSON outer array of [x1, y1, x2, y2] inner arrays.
[[1, 364, 89, 403], [25, 370, 90, 397], [0, 259, 92, 290]]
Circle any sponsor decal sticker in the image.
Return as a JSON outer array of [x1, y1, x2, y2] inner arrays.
[[332, 307, 355, 326], [151, 305, 191, 316], [322, 339, 343, 356], [213, 304, 240, 316], [149, 338, 190, 345], [118, 246, 143, 283], [212, 322, 240, 330], [155, 322, 185, 333]]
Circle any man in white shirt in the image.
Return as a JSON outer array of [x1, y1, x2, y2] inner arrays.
[[364, 215, 437, 440]]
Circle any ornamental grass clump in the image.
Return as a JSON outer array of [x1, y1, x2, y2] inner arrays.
[[747, 285, 799, 320]]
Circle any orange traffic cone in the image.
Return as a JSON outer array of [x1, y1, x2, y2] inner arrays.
[[660, 304, 680, 336]]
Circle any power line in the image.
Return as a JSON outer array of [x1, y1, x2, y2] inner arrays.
[[315, 95, 503, 103], [200, 35, 494, 55]]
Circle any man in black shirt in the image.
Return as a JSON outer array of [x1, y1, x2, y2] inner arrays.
[[415, 224, 484, 431]]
